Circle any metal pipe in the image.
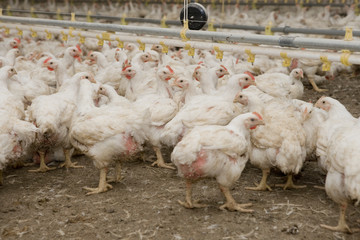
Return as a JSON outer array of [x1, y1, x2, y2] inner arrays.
[[1, 15, 360, 52], [4, 10, 358, 37], [5, 22, 360, 66]]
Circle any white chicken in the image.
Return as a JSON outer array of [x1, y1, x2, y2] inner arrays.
[[192, 64, 230, 94], [172, 112, 264, 211], [234, 90, 307, 191], [0, 110, 38, 185], [27, 72, 95, 172], [315, 96, 360, 233], [315, 96, 358, 174], [161, 74, 254, 147], [252, 68, 304, 99], [0, 66, 25, 119], [70, 79, 149, 195]]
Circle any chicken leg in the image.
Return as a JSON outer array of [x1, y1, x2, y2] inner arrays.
[[178, 179, 208, 208], [276, 174, 306, 190], [245, 169, 272, 191], [151, 146, 175, 170], [320, 203, 356, 233], [308, 76, 328, 92], [83, 168, 113, 195], [28, 151, 56, 173], [59, 148, 84, 169], [219, 184, 254, 212], [107, 161, 123, 183]]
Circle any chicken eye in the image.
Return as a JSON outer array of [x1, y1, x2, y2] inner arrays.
[[85, 76, 89, 79], [73, 49, 76, 52], [180, 80, 184, 83], [239, 95, 243, 98], [322, 101, 326, 104], [245, 77, 249, 81], [10, 69, 14, 72], [250, 118, 255, 122], [219, 69, 223, 72], [163, 71, 167, 74]]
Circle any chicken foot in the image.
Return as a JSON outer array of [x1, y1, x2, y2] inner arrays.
[[245, 169, 272, 191], [276, 174, 306, 190], [178, 179, 208, 208], [219, 185, 254, 212], [151, 146, 175, 170], [320, 203, 359, 233], [107, 161, 124, 183], [59, 148, 84, 169], [83, 168, 113, 195], [308, 76, 328, 92], [28, 151, 56, 173]]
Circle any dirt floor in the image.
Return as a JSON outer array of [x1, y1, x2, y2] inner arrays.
[[1, 73, 360, 240]]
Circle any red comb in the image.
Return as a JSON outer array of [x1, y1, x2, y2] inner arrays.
[[195, 66, 201, 71], [122, 65, 131, 72], [166, 65, 174, 74], [76, 44, 82, 53], [236, 57, 239, 64], [43, 57, 52, 64], [14, 38, 21, 44], [252, 112, 263, 120], [197, 61, 204, 65], [244, 71, 255, 81], [220, 65, 228, 72]]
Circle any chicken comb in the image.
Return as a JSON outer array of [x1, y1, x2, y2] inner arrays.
[[244, 71, 255, 81], [122, 65, 131, 72], [235, 57, 239, 65], [43, 57, 52, 64], [195, 66, 201, 71], [290, 58, 298, 70], [252, 112, 263, 120], [166, 65, 174, 74], [197, 61, 204, 65], [14, 38, 21, 44], [220, 65, 228, 72], [76, 44, 82, 53]]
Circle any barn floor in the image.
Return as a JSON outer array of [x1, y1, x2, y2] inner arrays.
[[1, 73, 360, 240]]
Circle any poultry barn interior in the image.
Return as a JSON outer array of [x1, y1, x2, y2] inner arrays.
[[1, 0, 360, 239]]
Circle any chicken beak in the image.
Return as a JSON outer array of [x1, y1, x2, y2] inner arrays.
[[300, 71, 304, 78], [257, 120, 265, 126]]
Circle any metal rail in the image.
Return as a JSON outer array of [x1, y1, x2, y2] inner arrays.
[[0, 15, 359, 52], [3, 9, 358, 38]]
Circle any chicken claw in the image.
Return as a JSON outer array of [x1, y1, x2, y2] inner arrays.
[[151, 160, 175, 170], [84, 168, 113, 195], [219, 202, 254, 213], [83, 184, 113, 195], [59, 161, 84, 169], [60, 148, 84, 169], [308, 77, 328, 92], [276, 174, 306, 190], [245, 169, 272, 191], [178, 199, 208, 209], [151, 147, 175, 170], [28, 151, 57, 173], [219, 185, 254, 212], [28, 165, 56, 173], [320, 204, 360, 233]]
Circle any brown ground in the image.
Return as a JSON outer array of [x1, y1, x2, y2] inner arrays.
[[1, 72, 360, 240]]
